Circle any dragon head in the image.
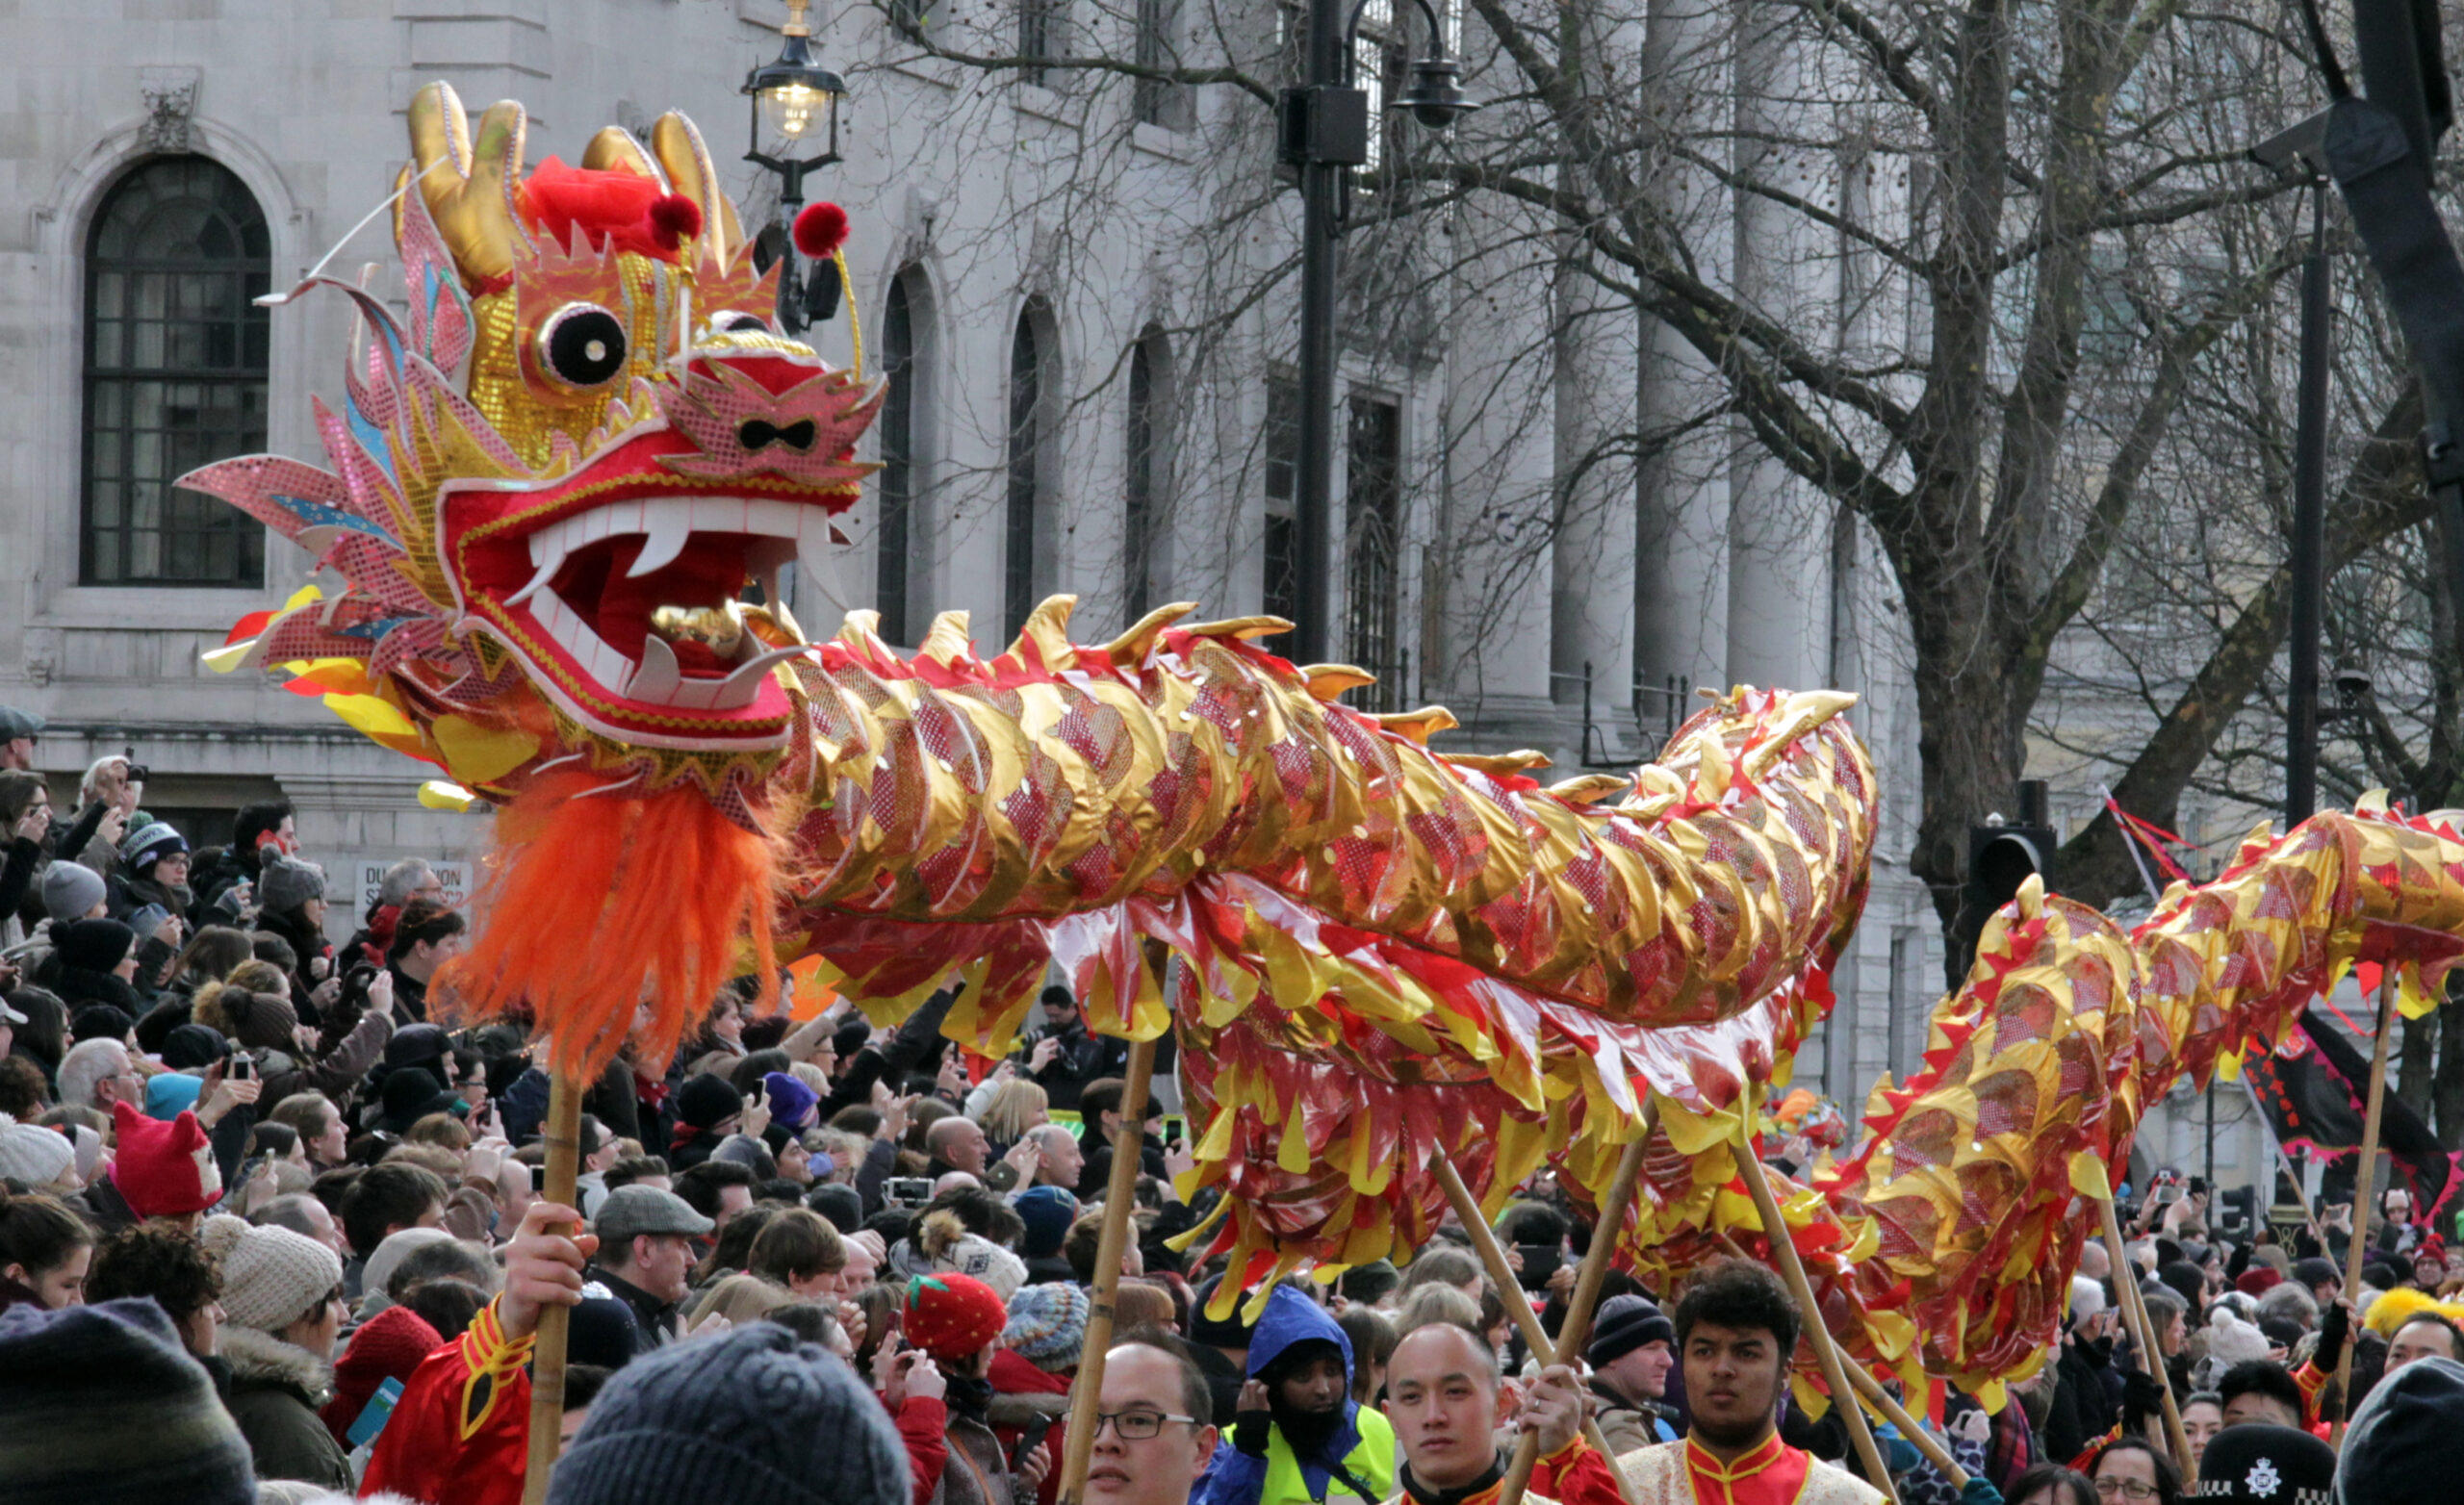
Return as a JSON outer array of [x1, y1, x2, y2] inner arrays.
[[189, 83, 880, 802]]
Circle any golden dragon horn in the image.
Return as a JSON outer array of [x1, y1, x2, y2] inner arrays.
[[401, 81, 530, 290]]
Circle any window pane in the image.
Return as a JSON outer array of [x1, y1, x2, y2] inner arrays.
[[1345, 393, 1401, 700], [1007, 305, 1045, 631], [83, 158, 270, 586]]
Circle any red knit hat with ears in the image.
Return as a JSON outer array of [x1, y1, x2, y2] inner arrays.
[[109, 1101, 222, 1217]]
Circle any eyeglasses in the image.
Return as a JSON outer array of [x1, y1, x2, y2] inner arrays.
[[2093, 1480, 2158, 1501], [1091, 1410, 1197, 1440]]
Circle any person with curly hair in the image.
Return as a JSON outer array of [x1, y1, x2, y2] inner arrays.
[[84, 1217, 226, 1359]]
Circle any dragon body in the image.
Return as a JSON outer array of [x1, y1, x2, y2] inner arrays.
[[195, 86, 2464, 1401]]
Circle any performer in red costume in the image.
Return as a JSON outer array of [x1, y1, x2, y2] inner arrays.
[[1614, 1263, 1888, 1505], [1379, 1318, 1628, 1505], [360, 1199, 590, 1504]]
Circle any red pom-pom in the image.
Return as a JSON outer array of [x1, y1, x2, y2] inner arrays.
[[794, 201, 850, 259], [648, 193, 704, 253]]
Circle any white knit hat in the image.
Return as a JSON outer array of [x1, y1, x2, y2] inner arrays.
[[0, 1113, 74, 1187], [199, 1213, 344, 1332]]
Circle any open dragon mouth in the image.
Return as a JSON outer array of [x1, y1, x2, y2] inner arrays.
[[438, 351, 875, 749]]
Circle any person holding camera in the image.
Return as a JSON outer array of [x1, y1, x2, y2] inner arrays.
[[1020, 986, 1105, 1112]]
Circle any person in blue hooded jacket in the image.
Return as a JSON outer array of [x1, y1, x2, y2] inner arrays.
[[1191, 1284, 1396, 1505]]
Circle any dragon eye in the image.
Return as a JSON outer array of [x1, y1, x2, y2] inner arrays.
[[719, 313, 768, 335], [538, 304, 629, 389]]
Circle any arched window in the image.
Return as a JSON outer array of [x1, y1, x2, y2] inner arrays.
[[1006, 299, 1056, 631], [1124, 326, 1171, 624], [82, 158, 270, 586], [878, 272, 919, 646]]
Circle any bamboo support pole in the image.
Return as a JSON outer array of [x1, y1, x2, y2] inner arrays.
[[2330, 973, 2398, 1442], [1836, 1362, 1967, 1490], [1725, 1137, 1900, 1503], [1429, 1152, 1649, 1505], [1054, 1035, 1157, 1505], [520, 1074, 582, 1505], [2096, 1196, 2195, 1472]]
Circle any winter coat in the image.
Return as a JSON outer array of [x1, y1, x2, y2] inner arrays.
[[251, 1007, 393, 1106], [928, 1411, 1022, 1505], [1193, 1285, 1396, 1505], [220, 1324, 353, 1491], [1586, 1377, 1676, 1457]]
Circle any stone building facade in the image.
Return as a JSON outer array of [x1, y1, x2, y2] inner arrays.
[[0, 0, 2258, 1185]]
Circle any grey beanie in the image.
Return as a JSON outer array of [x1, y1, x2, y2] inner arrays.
[[0, 1297, 256, 1505], [40, 862, 105, 922], [549, 1322, 907, 1505], [256, 855, 326, 916]]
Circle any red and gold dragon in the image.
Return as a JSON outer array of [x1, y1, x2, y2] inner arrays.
[[192, 84, 2464, 1404]]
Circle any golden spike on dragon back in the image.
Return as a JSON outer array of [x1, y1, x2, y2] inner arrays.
[[191, 85, 2464, 1395]]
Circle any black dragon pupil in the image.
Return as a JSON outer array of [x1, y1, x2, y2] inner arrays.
[[726, 314, 765, 333], [548, 309, 626, 385]]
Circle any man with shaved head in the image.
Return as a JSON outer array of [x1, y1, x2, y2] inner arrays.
[[1379, 1316, 1626, 1504]]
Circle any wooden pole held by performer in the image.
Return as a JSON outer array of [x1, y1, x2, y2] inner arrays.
[[1727, 1136, 1901, 1504], [521, 1073, 582, 1505], [2095, 1195, 2194, 1474], [1837, 1362, 1967, 1491], [1430, 1151, 1650, 1505], [1055, 1034, 1157, 1505], [2331, 971, 2398, 1442]]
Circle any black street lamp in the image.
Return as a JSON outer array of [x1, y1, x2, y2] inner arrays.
[[1279, 0, 1474, 662], [743, 0, 847, 335]]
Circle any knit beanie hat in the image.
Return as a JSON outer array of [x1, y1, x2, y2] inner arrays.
[[321, 1303, 444, 1445], [1589, 1293, 1676, 1366], [379, 1066, 463, 1131], [1003, 1280, 1091, 1367], [2235, 1266, 2283, 1298], [120, 821, 189, 876], [143, 1070, 205, 1121], [2159, 1260, 2207, 1314], [360, 1227, 459, 1304], [58, 917, 134, 973], [677, 1073, 741, 1132], [201, 1212, 344, 1331], [763, 1071, 820, 1131], [900, 1272, 1011, 1362], [68, 1003, 134, 1043], [808, 1184, 863, 1234], [2202, 1307, 2273, 1368], [1014, 1186, 1078, 1259], [383, 1022, 449, 1071], [0, 1113, 74, 1186], [1190, 1274, 1263, 1350], [2195, 1422, 2335, 1503], [2333, 1355, 2464, 1504], [0, 1297, 256, 1505], [203, 987, 297, 1053], [2293, 1257, 2339, 1290], [39, 863, 105, 923], [108, 1100, 221, 1217], [159, 1023, 229, 1069], [549, 1321, 907, 1505], [257, 855, 326, 916]]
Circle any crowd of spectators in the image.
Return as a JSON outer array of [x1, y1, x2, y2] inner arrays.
[[3, 711, 2463, 1505]]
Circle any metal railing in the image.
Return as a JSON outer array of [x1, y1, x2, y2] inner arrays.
[[1548, 662, 1694, 770]]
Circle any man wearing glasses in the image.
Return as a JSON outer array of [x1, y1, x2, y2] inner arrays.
[[1086, 1328, 1222, 1505]]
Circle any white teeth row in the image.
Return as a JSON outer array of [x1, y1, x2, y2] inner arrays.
[[530, 588, 803, 711], [512, 497, 834, 605], [512, 497, 824, 710]]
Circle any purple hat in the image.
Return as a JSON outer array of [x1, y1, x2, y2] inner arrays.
[[763, 1071, 819, 1131]]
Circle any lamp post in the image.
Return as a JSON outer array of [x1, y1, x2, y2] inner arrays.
[[1280, 0, 1474, 661], [2252, 111, 2344, 825], [742, 0, 846, 335]]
